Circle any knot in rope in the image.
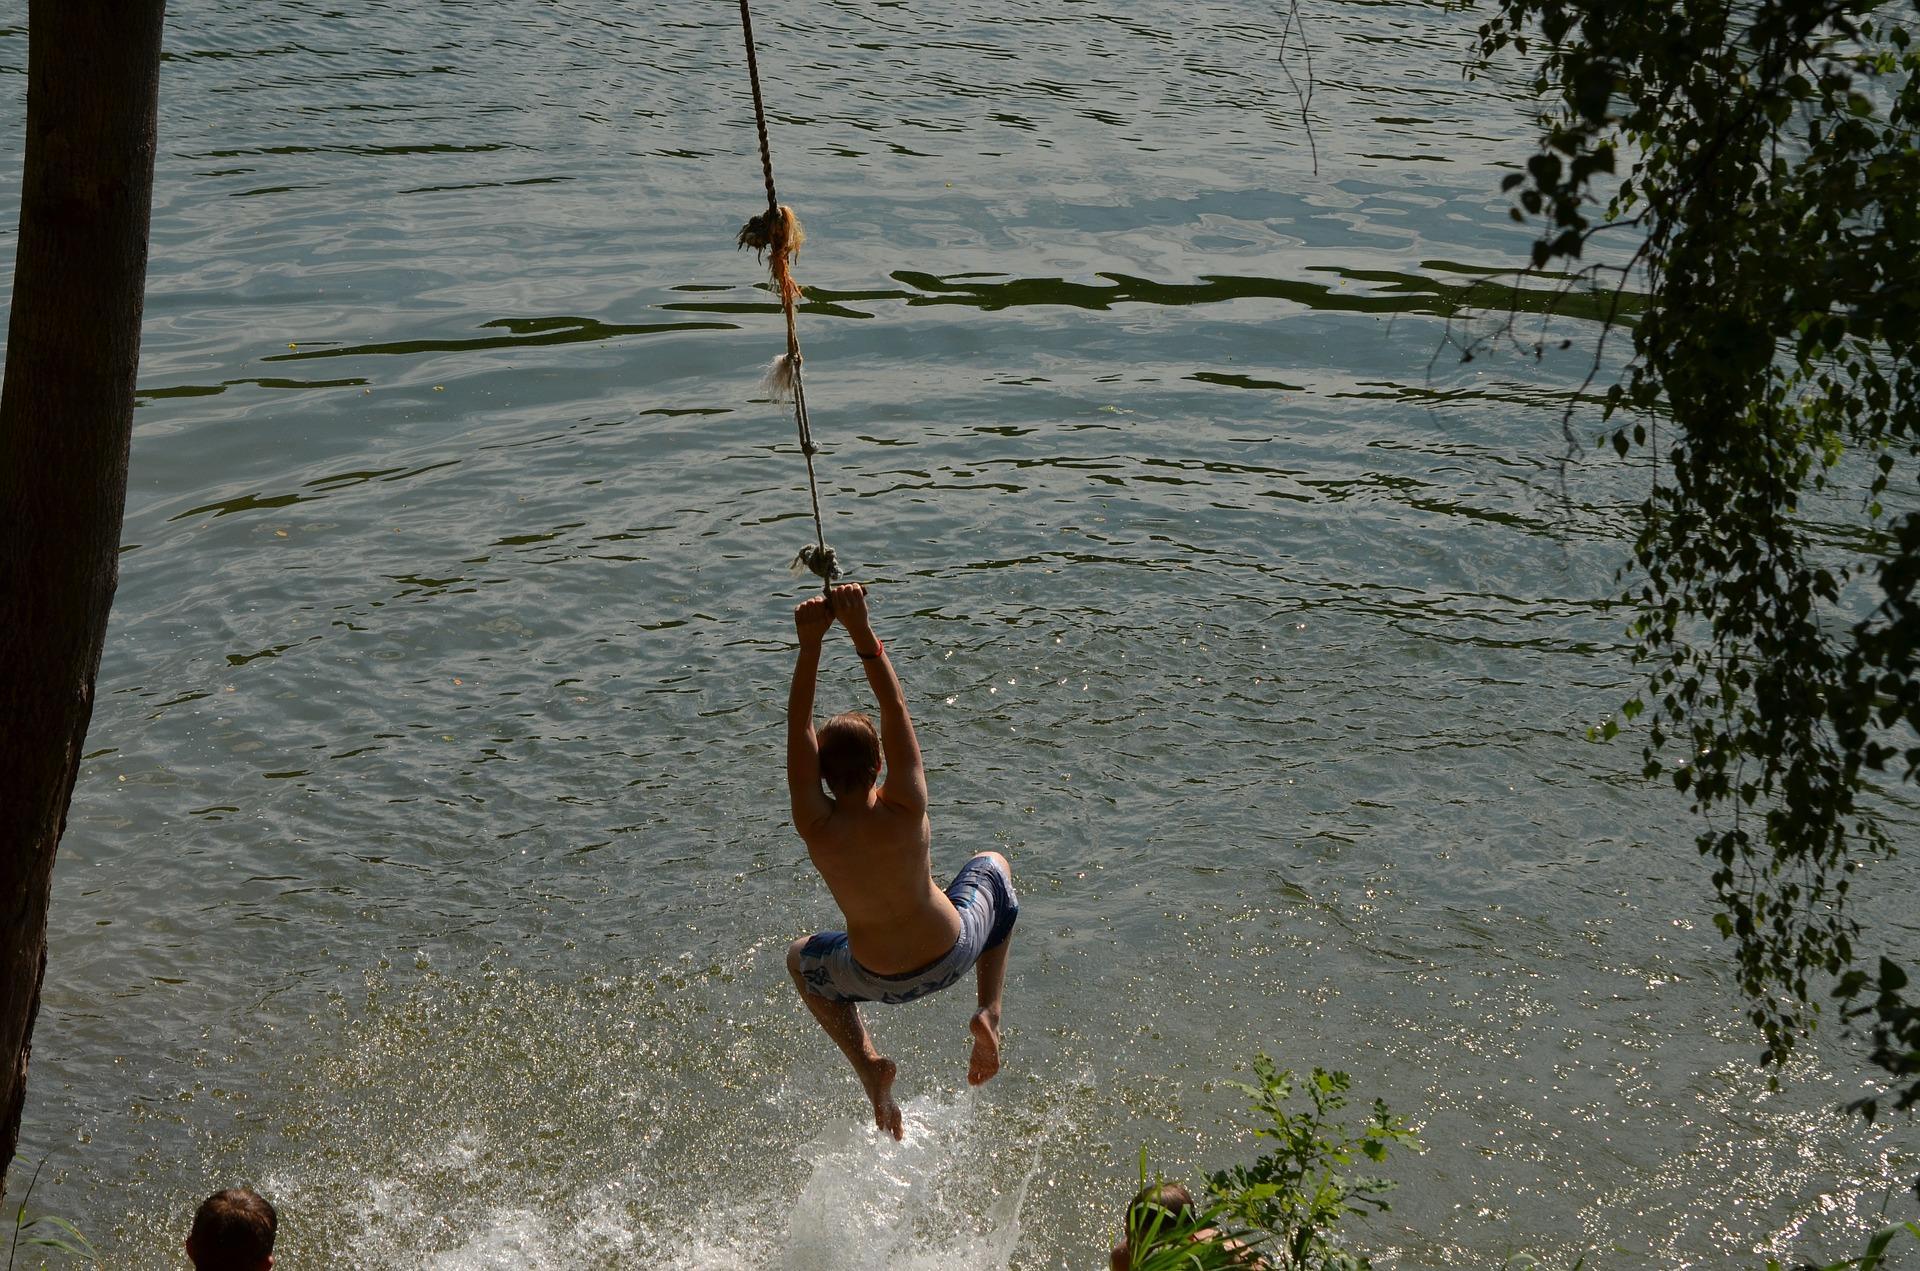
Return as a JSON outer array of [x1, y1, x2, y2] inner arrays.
[[792, 543, 843, 582], [737, 204, 805, 310]]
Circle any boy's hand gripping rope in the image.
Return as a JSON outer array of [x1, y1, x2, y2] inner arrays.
[[736, 0, 841, 596]]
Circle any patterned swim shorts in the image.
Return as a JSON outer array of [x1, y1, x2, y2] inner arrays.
[[797, 853, 1019, 1005]]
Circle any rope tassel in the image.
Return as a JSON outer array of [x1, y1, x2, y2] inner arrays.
[[762, 353, 799, 404]]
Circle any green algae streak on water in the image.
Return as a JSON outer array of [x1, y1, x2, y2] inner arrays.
[[2, 1, 1913, 1265]]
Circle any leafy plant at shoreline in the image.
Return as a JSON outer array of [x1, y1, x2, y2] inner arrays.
[[1123, 1065, 1906, 1271], [1122, 1057, 1418, 1270], [1205, 1060, 1418, 1270], [1466, 0, 1920, 1143], [1776, 1221, 1920, 1271], [6, 1157, 96, 1269]]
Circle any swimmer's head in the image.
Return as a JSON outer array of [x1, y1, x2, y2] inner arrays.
[[186, 1186, 277, 1271], [818, 710, 880, 797], [1128, 1181, 1194, 1231], [1111, 1182, 1196, 1267]]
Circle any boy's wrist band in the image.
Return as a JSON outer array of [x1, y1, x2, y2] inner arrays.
[[856, 640, 883, 660]]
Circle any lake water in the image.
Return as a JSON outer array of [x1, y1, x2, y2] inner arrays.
[[3, 1, 1915, 1266]]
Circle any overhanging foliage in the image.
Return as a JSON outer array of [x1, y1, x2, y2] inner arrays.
[[1469, 0, 1920, 1134]]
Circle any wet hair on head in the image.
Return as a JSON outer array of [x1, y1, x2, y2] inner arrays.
[[188, 1186, 277, 1270], [1126, 1181, 1196, 1247], [817, 710, 880, 797]]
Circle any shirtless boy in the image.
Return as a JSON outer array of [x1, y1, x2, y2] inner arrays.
[[784, 582, 1018, 1139]]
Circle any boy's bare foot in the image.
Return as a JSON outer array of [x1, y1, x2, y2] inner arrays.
[[967, 1008, 1001, 1085], [860, 1056, 904, 1140]]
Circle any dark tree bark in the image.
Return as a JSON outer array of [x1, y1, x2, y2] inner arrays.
[[0, 0, 166, 1191]]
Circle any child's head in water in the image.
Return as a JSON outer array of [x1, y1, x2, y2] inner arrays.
[[1110, 1182, 1196, 1269], [1109, 1182, 1268, 1270], [186, 1187, 276, 1271]]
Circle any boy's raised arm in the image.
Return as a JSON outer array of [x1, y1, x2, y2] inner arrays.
[[787, 595, 835, 833], [831, 583, 927, 814]]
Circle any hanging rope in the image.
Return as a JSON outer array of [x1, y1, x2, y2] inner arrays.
[[735, 0, 841, 595]]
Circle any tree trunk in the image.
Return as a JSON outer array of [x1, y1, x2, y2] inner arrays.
[[0, 0, 166, 1193]]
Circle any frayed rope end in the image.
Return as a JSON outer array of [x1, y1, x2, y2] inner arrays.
[[739, 205, 806, 306], [737, 204, 805, 260], [762, 353, 799, 403]]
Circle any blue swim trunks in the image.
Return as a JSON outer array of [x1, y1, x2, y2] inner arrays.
[[797, 854, 1019, 1006]]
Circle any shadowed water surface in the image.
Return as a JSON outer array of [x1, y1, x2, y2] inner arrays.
[[2, 0, 1915, 1266]]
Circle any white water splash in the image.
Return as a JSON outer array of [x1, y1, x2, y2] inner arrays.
[[777, 1091, 1033, 1271], [287, 1089, 1036, 1270]]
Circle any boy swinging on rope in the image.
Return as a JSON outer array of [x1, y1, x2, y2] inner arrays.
[[784, 582, 1019, 1139]]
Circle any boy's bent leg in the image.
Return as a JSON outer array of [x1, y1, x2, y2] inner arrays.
[[968, 934, 1010, 1085], [786, 937, 904, 1140], [966, 851, 1016, 1086]]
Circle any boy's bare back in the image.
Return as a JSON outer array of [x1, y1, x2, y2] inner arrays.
[[789, 586, 961, 974]]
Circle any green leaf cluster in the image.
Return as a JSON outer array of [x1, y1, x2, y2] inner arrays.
[[1201, 1058, 1418, 1270], [1121, 1059, 1416, 1269], [1471, 0, 1920, 1154]]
